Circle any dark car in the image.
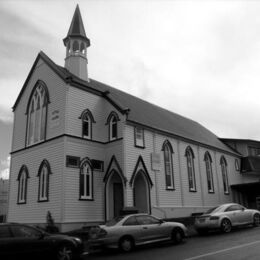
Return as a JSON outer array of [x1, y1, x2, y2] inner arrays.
[[0, 223, 84, 260]]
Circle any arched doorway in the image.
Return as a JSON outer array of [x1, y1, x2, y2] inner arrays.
[[133, 170, 150, 213], [106, 170, 124, 220]]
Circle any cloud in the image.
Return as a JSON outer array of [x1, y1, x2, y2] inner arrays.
[[0, 105, 13, 123], [0, 156, 10, 180]]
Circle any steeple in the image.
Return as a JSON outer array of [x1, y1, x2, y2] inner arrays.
[[63, 5, 90, 81]]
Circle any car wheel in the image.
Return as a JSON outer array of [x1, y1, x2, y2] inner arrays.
[[253, 213, 260, 227], [171, 228, 184, 244], [220, 218, 232, 233], [56, 244, 73, 260], [119, 236, 134, 252]]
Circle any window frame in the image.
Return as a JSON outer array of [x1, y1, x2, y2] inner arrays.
[[79, 158, 93, 201], [79, 109, 95, 140], [204, 152, 214, 193], [26, 81, 49, 147], [37, 160, 51, 202], [220, 156, 229, 195], [17, 165, 29, 204], [185, 146, 197, 192], [134, 127, 145, 148], [106, 111, 120, 142], [162, 140, 175, 190]]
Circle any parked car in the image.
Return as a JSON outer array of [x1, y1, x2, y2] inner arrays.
[[88, 213, 188, 252], [195, 203, 260, 235], [0, 223, 84, 260]]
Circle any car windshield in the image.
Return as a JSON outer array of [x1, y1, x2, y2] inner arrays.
[[105, 216, 124, 226]]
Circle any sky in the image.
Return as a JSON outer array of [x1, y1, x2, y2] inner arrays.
[[1, 0, 260, 179]]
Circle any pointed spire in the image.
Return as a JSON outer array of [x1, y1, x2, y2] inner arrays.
[[63, 4, 90, 46]]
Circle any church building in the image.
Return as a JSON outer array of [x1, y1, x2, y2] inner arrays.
[[7, 6, 260, 232]]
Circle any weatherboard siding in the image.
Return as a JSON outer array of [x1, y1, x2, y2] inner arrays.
[[8, 138, 64, 224], [63, 137, 123, 223], [66, 87, 124, 142], [12, 59, 67, 152]]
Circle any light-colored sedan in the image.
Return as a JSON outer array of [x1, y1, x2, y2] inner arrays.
[[195, 203, 260, 235], [88, 213, 188, 252]]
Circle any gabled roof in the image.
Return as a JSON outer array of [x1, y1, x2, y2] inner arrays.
[[13, 51, 238, 155]]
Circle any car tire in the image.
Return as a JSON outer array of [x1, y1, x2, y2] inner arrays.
[[220, 218, 232, 233], [56, 243, 73, 260], [119, 236, 134, 252], [171, 228, 184, 244], [253, 213, 260, 227]]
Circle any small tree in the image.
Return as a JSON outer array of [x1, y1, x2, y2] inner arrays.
[[46, 211, 59, 233]]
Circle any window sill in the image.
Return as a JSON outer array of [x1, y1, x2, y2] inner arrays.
[[38, 199, 49, 202], [135, 144, 145, 149], [189, 189, 197, 192], [79, 197, 94, 201], [166, 187, 175, 191]]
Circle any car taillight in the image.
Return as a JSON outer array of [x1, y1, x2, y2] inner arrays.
[[209, 216, 219, 220]]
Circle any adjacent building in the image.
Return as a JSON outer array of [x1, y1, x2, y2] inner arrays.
[[0, 179, 9, 222], [7, 6, 260, 231]]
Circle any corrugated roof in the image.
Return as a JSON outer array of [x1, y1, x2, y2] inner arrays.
[[13, 51, 238, 155]]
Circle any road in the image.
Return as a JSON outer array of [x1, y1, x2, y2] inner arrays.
[[82, 226, 260, 260]]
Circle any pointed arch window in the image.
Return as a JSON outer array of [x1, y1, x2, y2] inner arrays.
[[26, 81, 49, 146], [220, 156, 229, 194], [106, 112, 120, 141], [80, 158, 93, 200], [38, 160, 51, 202], [204, 152, 214, 193], [17, 165, 29, 204], [80, 109, 95, 140], [162, 141, 174, 190], [185, 146, 196, 192]]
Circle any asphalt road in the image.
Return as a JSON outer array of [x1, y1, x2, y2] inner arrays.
[[83, 226, 260, 260]]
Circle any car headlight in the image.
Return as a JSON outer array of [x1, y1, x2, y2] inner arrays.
[[73, 237, 82, 244]]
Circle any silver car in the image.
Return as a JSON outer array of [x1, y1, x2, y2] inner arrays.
[[88, 213, 188, 252], [195, 203, 260, 235]]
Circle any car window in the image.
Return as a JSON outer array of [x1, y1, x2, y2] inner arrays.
[[11, 225, 42, 238], [136, 215, 161, 225], [0, 226, 12, 238], [105, 216, 124, 226], [123, 216, 138, 226], [225, 205, 241, 212]]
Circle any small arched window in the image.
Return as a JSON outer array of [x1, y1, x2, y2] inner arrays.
[[17, 165, 29, 204], [220, 156, 229, 194], [204, 152, 214, 193], [80, 42, 85, 54], [38, 160, 51, 202], [26, 81, 49, 146], [162, 140, 174, 189], [80, 158, 93, 200], [107, 112, 120, 141], [80, 109, 95, 140], [185, 146, 196, 192]]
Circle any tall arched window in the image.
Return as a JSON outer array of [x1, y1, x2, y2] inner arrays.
[[162, 140, 174, 189], [204, 152, 214, 193], [80, 158, 93, 200], [17, 165, 29, 204], [106, 112, 120, 141], [185, 146, 196, 192], [80, 109, 95, 140], [38, 160, 51, 202], [26, 81, 49, 146], [220, 156, 229, 194]]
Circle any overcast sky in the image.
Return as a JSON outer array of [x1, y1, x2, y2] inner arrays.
[[1, 0, 260, 179]]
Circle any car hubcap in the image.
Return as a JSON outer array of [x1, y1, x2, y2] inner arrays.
[[222, 220, 231, 232], [58, 246, 72, 260], [122, 239, 131, 251], [254, 215, 260, 226]]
